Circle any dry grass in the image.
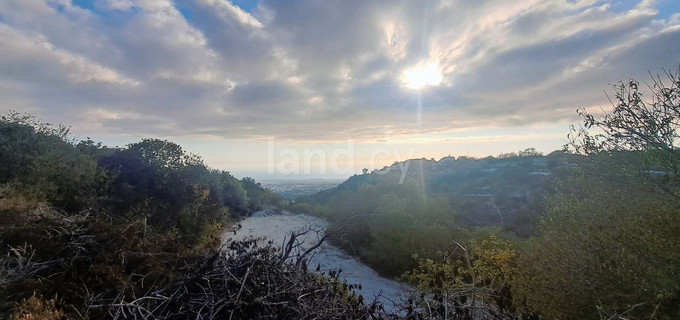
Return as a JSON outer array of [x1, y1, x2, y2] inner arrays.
[[10, 295, 65, 320]]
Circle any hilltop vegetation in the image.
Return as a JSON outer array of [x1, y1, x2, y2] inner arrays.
[[294, 150, 558, 277]]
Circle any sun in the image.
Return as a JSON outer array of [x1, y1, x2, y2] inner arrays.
[[400, 62, 443, 90]]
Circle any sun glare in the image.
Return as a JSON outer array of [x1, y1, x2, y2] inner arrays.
[[400, 62, 443, 90]]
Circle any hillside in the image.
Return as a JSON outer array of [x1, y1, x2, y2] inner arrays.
[[295, 144, 680, 319], [309, 150, 565, 235], [0, 113, 384, 319]]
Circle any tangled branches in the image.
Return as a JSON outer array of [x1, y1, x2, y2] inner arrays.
[[0, 187, 393, 319], [101, 238, 392, 319]]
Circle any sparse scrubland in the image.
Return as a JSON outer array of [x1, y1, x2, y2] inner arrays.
[[2, 70, 679, 319]]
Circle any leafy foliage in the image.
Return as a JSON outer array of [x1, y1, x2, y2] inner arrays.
[[402, 235, 521, 319], [0, 113, 297, 319], [0, 112, 106, 212], [294, 69, 680, 320], [568, 69, 679, 155], [568, 68, 680, 196], [516, 158, 680, 319], [521, 68, 680, 319], [301, 154, 557, 278]]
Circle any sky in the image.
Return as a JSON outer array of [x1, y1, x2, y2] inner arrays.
[[1, 0, 679, 179]]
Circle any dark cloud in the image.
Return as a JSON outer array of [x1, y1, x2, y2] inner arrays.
[[227, 81, 304, 110]]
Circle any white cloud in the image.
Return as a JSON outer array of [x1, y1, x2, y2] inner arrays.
[[0, 23, 140, 86], [0, 0, 678, 148], [57, 50, 141, 85], [199, 0, 263, 29]]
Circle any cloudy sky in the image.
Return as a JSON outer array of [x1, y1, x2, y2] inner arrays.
[[1, 0, 679, 178]]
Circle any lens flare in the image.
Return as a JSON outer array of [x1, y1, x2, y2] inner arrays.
[[400, 62, 443, 90]]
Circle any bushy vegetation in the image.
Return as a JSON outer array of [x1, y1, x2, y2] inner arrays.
[[297, 152, 556, 278], [516, 157, 680, 319], [401, 235, 520, 319], [519, 69, 680, 319], [298, 69, 680, 319], [0, 112, 375, 319]]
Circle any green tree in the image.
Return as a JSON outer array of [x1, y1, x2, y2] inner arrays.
[[231, 177, 282, 212], [518, 148, 542, 157], [402, 235, 520, 319], [0, 112, 105, 212], [568, 67, 680, 195], [520, 69, 680, 319], [517, 167, 680, 319]]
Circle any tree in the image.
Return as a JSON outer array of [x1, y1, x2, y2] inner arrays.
[[517, 168, 680, 319], [520, 68, 680, 319], [126, 138, 204, 170], [518, 148, 542, 157], [568, 67, 680, 185], [215, 171, 250, 216], [402, 235, 520, 319], [0, 112, 104, 212]]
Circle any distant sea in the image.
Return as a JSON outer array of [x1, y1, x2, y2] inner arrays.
[[261, 179, 344, 201]]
